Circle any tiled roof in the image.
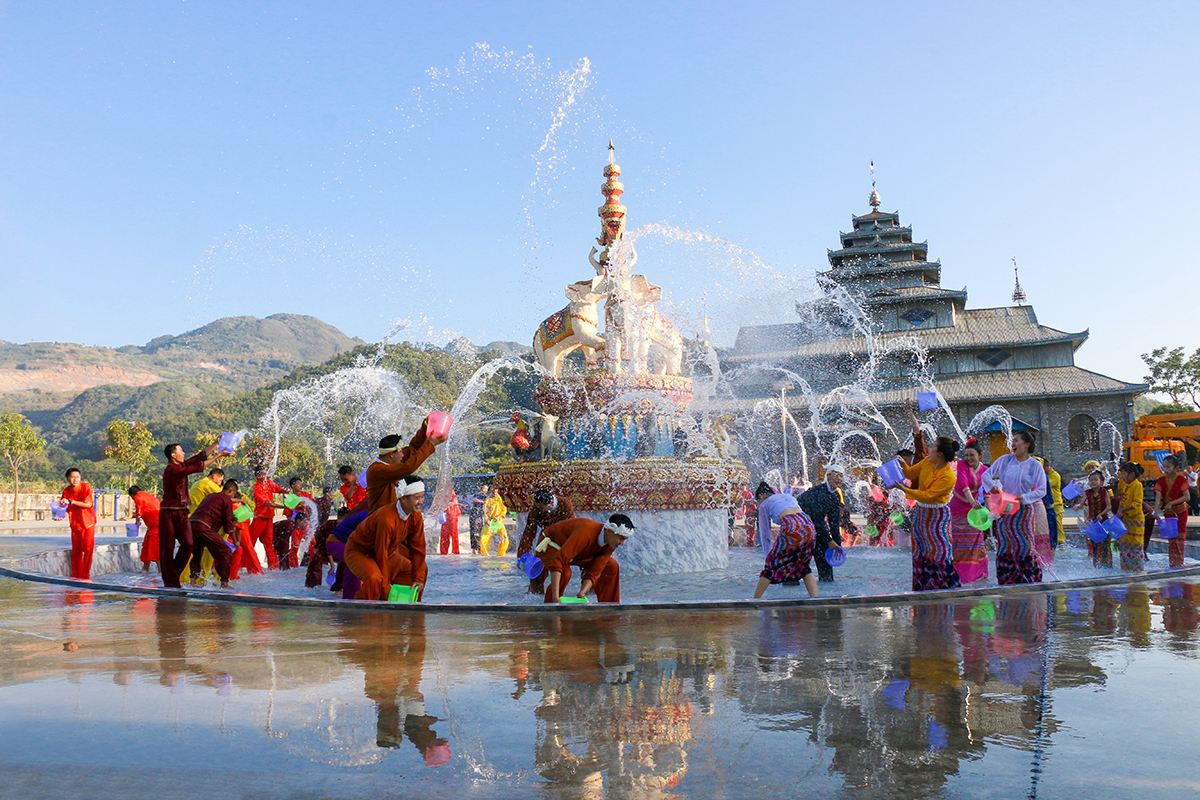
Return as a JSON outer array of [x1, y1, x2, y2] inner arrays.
[[730, 306, 1085, 360], [820, 259, 942, 280], [829, 240, 928, 259], [866, 367, 1147, 405], [861, 286, 966, 305]]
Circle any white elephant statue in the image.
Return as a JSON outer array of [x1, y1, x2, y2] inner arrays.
[[626, 275, 684, 376], [532, 278, 606, 378]]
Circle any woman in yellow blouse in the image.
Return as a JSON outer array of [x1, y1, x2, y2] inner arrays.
[[900, 431, 962, 591], [480, 488, 510, 556], [1115, 462, 1145, 572]]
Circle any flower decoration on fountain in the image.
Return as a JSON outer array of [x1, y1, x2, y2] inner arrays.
[[498, 143, 748, 574]]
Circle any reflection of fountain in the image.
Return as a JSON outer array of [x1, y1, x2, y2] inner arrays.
[[494, 144, 748, 575]]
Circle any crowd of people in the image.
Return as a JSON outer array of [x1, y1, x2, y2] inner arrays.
[[51, 405, 1193, 604]]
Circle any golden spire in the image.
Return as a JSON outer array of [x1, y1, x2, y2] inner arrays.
[[868, 160, 881, 211], [598, 140, 626, 251]]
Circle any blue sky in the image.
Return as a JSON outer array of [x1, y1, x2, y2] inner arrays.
[[1, 1, 1196, 383]]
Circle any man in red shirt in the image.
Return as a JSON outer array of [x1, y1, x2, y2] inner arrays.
[[251, 466, 288, 570], [160, 441, 220, 589], [189, 481, 240, 588], [539, 514, 634, 604], [128, 485, 161, 573], [338, 464, 367, 510], [60, 468, 97, 580]]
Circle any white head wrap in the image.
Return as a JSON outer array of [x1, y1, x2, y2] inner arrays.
[[826, 464, 846, 476], [606, 521, 635, 539], [398, 480, 425, 497]]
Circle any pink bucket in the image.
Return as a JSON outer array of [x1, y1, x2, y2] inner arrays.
[[426, 411, 453, 439], [987, 491, 1020, 516]]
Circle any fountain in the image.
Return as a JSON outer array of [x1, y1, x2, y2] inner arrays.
[[493, 143, 748, 575]]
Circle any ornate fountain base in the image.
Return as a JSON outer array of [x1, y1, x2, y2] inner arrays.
[[494, 456, 749, 576]]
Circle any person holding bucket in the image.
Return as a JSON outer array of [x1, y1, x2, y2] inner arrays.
[[950, 440, 989, 584], [897, 428, 962, 592], [1082, 470, 1114, 567], [1154, 454, 1190, 568], [480, 488, 510, 556], [540, 514, 634, 603], [516, 488, 576, 593], [981, 430, 1047, 585], [798, 466, 848, 582], [60, 467, 97, 580], [365, 417, 450, 514], [159, 441, 222, 589], [345, 475, 430, 602], [1115, 462, 1146, 572]]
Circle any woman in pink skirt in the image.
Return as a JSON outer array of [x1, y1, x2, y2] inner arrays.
[[950, 440, 989, 584]]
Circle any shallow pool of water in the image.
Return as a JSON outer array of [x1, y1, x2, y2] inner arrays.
[[1, 573, 1198, 798]]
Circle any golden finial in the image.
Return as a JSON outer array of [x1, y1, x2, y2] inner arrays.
[[868, 160, 881, 211], [608, 138, 615, 166]]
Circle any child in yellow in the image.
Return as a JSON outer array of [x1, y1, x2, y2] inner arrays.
[[1115, 463, 1145, 572], [480, 488, 509, 556]]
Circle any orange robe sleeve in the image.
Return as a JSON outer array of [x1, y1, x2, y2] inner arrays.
[[366, 423, 437, 511]]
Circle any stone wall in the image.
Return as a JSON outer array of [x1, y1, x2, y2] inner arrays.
[[0, 492, 135, 522]]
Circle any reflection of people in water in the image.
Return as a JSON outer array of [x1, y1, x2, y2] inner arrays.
[[341, 612, 449, 766]]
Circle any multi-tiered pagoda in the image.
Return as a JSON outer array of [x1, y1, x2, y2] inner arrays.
[[727, 182, 1146, 474]]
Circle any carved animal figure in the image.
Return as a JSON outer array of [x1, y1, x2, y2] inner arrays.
[[532, 279, 606, 378]]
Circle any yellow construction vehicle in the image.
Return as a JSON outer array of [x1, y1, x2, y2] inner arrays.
[[1123, 412, 1200, 481]]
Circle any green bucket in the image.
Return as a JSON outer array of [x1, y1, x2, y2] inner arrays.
[[558, 596, 589, 604], [967, 507, 992, 532], [890, 511, 905, 525], [283, 493, 302, 510], [387, 584, 419, 604], [865, 524, 879, 538], [233, 504, 252, 523]]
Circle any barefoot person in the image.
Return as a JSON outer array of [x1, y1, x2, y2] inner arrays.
[[900, 435, 962, 592], [188, 480, 240, 589], [344, 476, 429, 602], [540, 514, 633, 604], [60, 468, 97, 580], [949, 440, 988, 584], [753, 481, 819, 599], [128, 485, 161, 573], [159, 442, 220, 589], [365, 418, 448, 513]]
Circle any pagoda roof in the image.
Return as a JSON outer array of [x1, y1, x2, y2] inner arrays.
[[820, 259, 942, 281], [729, 306, 1087, 361], [865, 366, 1148, 406], [860, 286, 967, 305], [841, 225, 912, 243], [851, 209, 900, 226], [828, 240, 928, 260]]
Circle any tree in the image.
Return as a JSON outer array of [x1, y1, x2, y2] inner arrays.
[[104, 420, 157, 489], [1141, 347, 1200, 409], [0, 413, 46, 518]]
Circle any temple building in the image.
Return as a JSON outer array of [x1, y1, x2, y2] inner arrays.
[[725, 180, 1147, 475]]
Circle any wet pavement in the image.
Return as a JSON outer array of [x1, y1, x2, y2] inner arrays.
[[2, 569, 1198, 798]]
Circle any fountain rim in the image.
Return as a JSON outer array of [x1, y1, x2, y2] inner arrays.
[[2, 555, 1196, 615]]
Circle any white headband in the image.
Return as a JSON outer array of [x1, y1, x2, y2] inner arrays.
[[398, 480, 425, 497], [606, 522, 634, 538]]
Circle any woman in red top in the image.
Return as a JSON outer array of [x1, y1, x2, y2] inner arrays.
[[1154, 455, 1190, 568], [60, 468, 96, 579]]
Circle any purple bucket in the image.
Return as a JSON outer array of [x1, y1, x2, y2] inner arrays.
[[876, 458, 905, 488], [224, 538, 237, 552], [50, 502, 67, 521], [1158, 517, 1180, 539], [1084, 521, 1108, 544], [517, 553, 544, 580], [1061, 480, 1083, 502], [824, 546, 846, 567], [917, 391, 940, 412], [125, 522, 141, 538], [357, 469, 368, 489], [1102, 515, 1128, 539]]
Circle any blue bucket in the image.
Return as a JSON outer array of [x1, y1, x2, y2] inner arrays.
[[917, 391, 940, 412], [1061, 480, 1083, 502], [1158, 517, 1180, 539], [1102, 516, 1128, 539], [876, 458, 905, 488], [224, 538, 237, 552], [50, 502, 67, 521], [217, 430, 245, 453], [517, 553, 544, 580], [125, 522, 140, 538], [1084, 521, 1108, 544], [825, 546, 846, 567]]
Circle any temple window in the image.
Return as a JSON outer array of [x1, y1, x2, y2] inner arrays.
[[1068, 414, 1100, 451], [900, 307, 934, 327], [977, 349, 1012, 367]]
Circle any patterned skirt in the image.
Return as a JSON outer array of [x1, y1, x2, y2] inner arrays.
[[950, 510, 988, 584], [912, 504, 961, 592], [1032, 503, 1053, 566], [760, 513, 815, 584], [994, 503, 1043, 585], [1118, 532, 1144, 572]]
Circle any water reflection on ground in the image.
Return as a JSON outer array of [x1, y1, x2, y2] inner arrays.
[[1, 576, 1198, 798]]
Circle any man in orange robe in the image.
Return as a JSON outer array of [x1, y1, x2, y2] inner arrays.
[[60, 468, 97, 580], [365, 419, 447, 513], [128, 485, 161, 572], [345, 476, 429, 601], [539, 514, 634, 604], [517, 489, 576, 594], [251, 467, 288, 569]]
